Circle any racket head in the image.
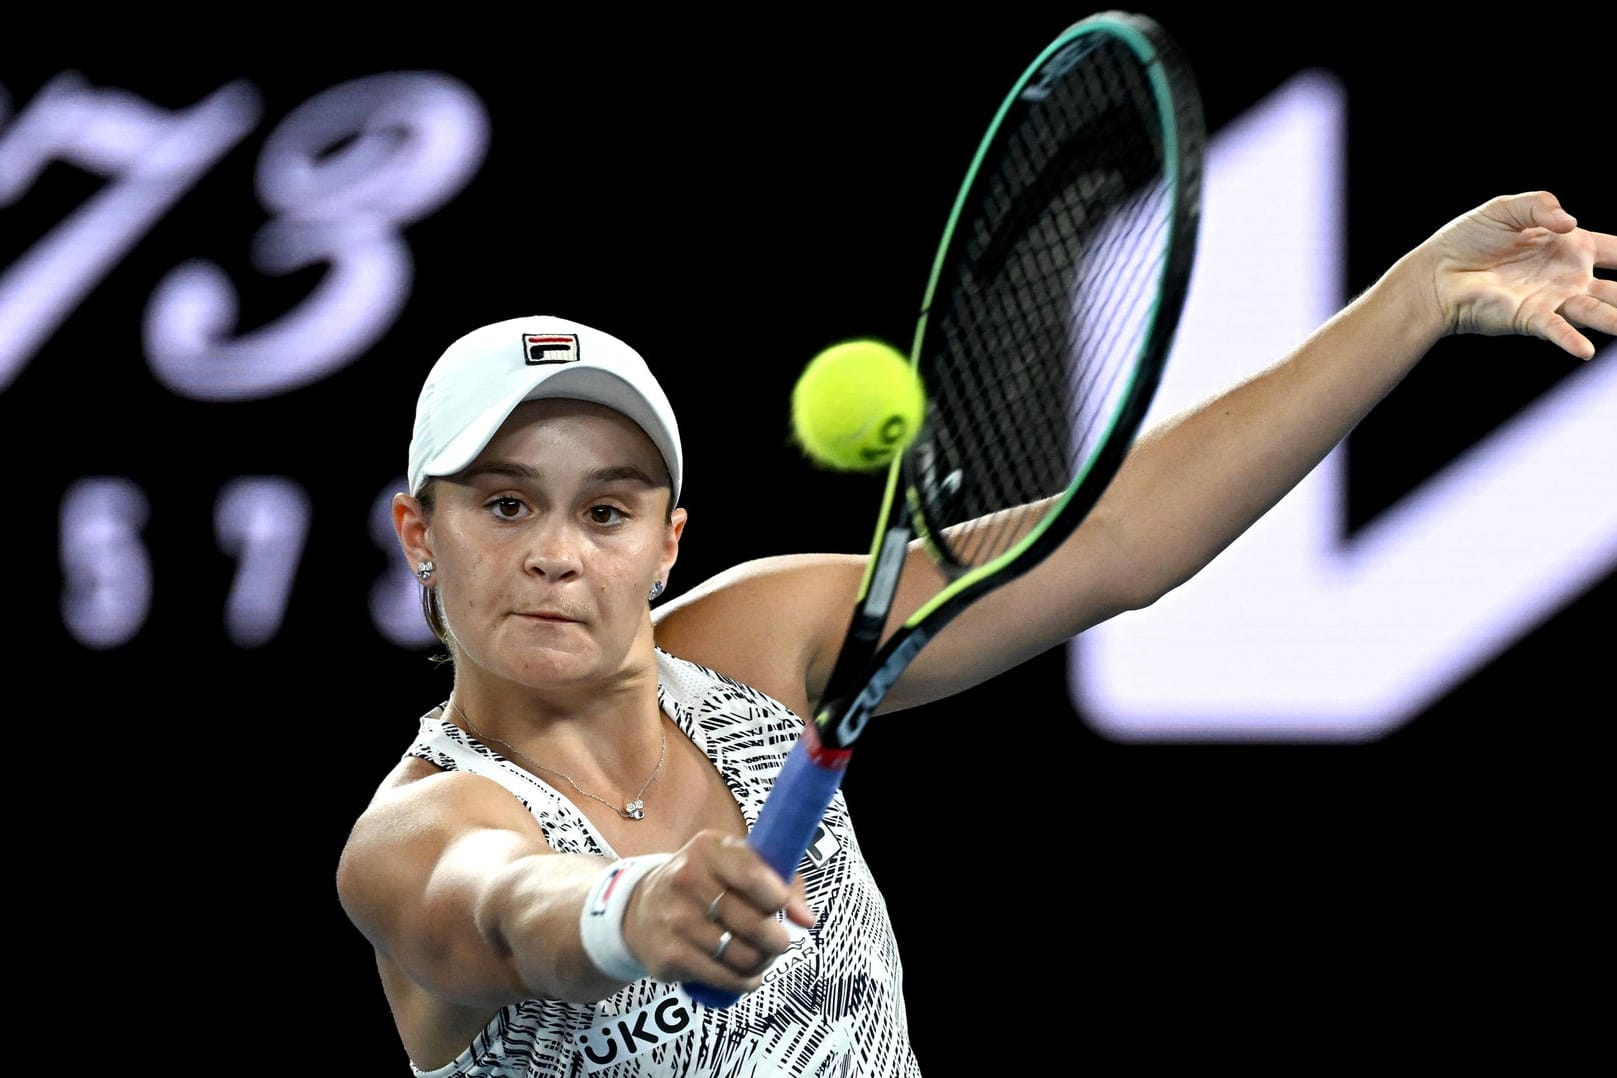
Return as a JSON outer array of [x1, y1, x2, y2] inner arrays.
[[684, 12, 1205, 1013], [899, 9, 1204, 612]]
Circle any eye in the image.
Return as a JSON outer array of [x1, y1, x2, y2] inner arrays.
[[588, 504, 628, 526], [487, 496, 527, 521]]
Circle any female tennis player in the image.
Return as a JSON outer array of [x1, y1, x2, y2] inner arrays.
[[336, 190, 1614, 1076]]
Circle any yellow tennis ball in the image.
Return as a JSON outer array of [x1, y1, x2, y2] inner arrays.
[[791, 339, 924, 471]]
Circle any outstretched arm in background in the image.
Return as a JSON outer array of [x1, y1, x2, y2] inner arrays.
[[892, 191, 1617, 703], [659, 191, 1616, 715]]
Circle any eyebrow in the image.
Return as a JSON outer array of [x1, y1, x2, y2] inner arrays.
[[456, 460, 663, 489]]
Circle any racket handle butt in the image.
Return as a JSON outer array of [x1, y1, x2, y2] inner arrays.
[[683, 982, 743, 1009]]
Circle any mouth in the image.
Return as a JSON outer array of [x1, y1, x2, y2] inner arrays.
[[517, 611, 582, 624]]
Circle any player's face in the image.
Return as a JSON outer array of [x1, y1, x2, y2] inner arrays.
[[428, 398, 683, 689]]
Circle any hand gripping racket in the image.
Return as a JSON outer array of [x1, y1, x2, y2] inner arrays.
[[685, 9, 1204, 1007]]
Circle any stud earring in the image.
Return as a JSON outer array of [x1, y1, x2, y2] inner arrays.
[[416, 560, 436, 582], [648, 580, 664, 602]]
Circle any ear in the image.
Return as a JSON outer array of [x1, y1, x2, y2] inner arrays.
[[658, 506, 688, 587], [394, 492, 432, 569]]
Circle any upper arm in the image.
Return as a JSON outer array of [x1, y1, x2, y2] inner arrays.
[[652, 553, 871, 715], [875, 502, 1142, 711], [652, 508, 1141, 720], [335, 762, 560, 1007]]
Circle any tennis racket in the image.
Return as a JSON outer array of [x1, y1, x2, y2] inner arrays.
[[685, 9, 1204, 1007]]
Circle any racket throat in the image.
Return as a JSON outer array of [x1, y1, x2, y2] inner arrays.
[[798, 720, 856, 770], [825, 627, 935, 746]]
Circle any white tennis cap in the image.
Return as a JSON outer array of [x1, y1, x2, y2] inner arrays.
[[407, 315, 683, 504]]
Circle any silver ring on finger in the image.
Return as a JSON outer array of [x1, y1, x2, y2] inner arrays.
[[706, 890, 727, 921], [712, 930, 734, 962]]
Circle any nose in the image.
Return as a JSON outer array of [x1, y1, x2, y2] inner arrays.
[[523, 514, 584, 580]]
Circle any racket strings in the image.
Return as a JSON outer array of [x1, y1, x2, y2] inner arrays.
[[916, 32, 1173, 572]]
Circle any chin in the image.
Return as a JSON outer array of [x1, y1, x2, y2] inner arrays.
[[509, 639, 631, 687]]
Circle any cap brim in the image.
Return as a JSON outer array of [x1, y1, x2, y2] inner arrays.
[[418, 366, 681, 501]]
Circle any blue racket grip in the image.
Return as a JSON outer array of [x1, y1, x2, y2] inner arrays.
[[682, 726, 850, 1008]]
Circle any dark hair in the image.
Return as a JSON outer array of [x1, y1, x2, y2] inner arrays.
[[414, 481, 455, 664]]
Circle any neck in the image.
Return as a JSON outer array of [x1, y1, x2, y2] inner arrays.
[[457, 645, 661, 728], [448, 678, 664, 781], [448, 697, 669, 822]]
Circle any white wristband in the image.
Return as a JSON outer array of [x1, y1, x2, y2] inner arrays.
[[579, 853, 673, 983]]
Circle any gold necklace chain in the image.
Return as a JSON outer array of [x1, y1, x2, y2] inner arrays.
[[450, 700, 666, 821]]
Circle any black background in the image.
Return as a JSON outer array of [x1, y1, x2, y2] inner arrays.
[[7, 7, 1611, 1069]]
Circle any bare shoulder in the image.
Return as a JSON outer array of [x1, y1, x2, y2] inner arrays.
[[345, 756, 532, 851], [337, 758, 544, 936], [652, 552, 867, 714]]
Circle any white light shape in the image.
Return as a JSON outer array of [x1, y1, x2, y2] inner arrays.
[[1067, 70, 1617, 740]]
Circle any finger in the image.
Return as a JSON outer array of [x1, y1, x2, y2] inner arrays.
[[709, 837, 793, 918], [1591, 230, 1617, 271], [710, 896, 793, 956], [781, 895, 817, 928], [782, 876, 818, 928], [1530, 310, 1595, 361], [663, 834, 793, 949], [702, 872, 799, 959], [1561, 291, 1617, 341], [658, 833, 779, 920], [1530, 194, 1578, 234], [707, 927, 769, 972], [1587, 278, 1617, 310], [694, 926, 770, 987], [1494, 190, 1577, 234], [1514, 280, 1591, 358]]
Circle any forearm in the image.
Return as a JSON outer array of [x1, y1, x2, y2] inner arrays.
[[472, 852, 634, 1004], [868, 249, 1447, 703], [378, 825, 634, 1007], [1101, 244, 1444, 604]]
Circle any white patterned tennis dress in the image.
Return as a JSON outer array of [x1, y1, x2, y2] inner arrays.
[[402, 648, 922, 1078]]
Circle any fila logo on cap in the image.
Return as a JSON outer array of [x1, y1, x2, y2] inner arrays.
[[524, 333, 578, 364]]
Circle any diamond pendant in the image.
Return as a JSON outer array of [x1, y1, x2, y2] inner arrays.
[[624, 799, 645, 820]]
